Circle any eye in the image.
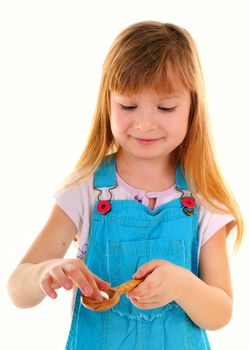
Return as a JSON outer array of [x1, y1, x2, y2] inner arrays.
[[158, 106, 176, 112], [119, 104, 176, 112], [120, 104, 136, 110]]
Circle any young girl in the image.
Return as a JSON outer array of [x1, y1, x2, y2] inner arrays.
[[8, 21, 243, 349]]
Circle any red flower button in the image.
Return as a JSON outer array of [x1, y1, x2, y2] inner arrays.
[[181, 197, 195, 208], [97, 200, 111, 215]]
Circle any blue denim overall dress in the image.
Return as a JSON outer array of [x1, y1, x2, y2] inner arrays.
[[65, 153, 211, 349]]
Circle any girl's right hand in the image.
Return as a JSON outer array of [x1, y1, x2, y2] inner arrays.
[[39, 258, 110, 301]]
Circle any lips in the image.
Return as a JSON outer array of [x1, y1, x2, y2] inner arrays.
[[135, 137, 160, 141], [134, 137, 161, 145], [136, 138, 160, 141]]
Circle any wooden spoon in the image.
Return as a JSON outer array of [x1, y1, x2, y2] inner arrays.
[[81, 278, 144, 312]]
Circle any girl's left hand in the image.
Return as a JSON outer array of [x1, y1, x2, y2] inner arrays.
[[126, 259, 188, 309]]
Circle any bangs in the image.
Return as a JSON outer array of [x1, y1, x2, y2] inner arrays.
[[111, 65, 180, 96], [106, 39, 195, 96]]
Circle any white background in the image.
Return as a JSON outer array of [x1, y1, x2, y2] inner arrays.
[[1, 0, 248, 349]]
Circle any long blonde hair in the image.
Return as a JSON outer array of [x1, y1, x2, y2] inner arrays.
[[55, 20, 244, 251]]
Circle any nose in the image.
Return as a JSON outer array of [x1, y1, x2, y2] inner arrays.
[[134, 110, 157, 132]]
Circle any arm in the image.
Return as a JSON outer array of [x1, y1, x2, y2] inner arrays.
[[7, 203, 76, 307], [7, 203, 109, 308], [127, 223, 234, 330], [175, 224, 233, 330]]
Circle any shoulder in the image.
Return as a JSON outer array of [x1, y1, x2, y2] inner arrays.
[[196, 194, 236, 247], [53, 174, 95, 233], [54, 174, 94, 202]]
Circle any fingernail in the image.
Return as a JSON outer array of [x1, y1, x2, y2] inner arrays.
[[50, 291, 57, 299], [91, 293, 104, 301], [84, 286, 92, 295], [63, 281, 72, 289]]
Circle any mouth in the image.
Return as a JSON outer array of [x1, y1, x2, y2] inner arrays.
[[134, 137, 161, 145]]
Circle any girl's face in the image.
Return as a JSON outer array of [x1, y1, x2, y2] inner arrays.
[[110, 83, 191, 162]]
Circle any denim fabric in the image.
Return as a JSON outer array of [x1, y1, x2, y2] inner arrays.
[[65, 154, 211, 350]]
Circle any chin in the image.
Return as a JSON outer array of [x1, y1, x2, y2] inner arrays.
[[129, 148, 168, 160]]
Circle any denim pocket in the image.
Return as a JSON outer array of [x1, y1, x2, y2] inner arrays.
[[106, 238, 186, 321]]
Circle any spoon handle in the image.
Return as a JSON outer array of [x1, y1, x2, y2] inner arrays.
[[115, 279, 144, 295]]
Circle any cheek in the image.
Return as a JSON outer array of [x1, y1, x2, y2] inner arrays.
[[110, 113, 130, 136], [164, 117, 188, 140], [110, 114, 119, 136], [176, 124, 189, 141], [181, 116, 189, 137]]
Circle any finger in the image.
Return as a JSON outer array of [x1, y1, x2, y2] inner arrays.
[[40, 274, 57, 299], [81, 263, 110, 299], [127, 273, 160, 299], [132, 295, 159, 304], [50, 266, 73, 291], [133, 260, 162, 279], [63, 264, 93, 297], [130, 294, 173, 308], [93, 274, 111, 291], [64, 264, 105, 300], [84, 274, 107, 300], [129, 297, 158, 310]]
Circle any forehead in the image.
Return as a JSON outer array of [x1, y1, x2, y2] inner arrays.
[[112, 91, 183, 99], [111, 87, 187, 100]]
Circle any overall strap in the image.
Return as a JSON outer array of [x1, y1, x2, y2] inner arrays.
[[175, 163, 190, 191], [93, 153, 117, 188], [94, 156, 190, 191], [175, 163, 199, 277]]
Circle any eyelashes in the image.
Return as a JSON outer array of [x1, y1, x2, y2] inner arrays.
[[158, 107, 176, 112], [120, 104, 176, 112], [120, 105, 136, 110]]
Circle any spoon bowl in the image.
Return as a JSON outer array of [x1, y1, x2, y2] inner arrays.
[[81, 278, 144, 312]]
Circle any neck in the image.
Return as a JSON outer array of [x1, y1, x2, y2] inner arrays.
[[115, 150, 176, 192]]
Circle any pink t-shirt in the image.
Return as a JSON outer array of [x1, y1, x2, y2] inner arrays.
[[53, 173, 235, 262]]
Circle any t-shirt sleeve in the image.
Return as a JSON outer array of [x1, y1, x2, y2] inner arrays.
[[53, 183, 83, 233], [199, 205, 235, 247]]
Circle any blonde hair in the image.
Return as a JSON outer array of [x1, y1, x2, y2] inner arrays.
[[55, 20, 244, 252]]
